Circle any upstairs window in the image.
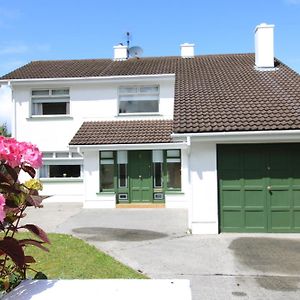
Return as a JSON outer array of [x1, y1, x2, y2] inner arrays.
[[118, 85, 159, 114], [31, 88, 70, 116]]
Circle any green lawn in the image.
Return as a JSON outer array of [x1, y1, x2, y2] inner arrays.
[[22, 233, 147, 279]]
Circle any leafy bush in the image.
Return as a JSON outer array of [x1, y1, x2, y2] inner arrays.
[[0, 136, 49, 294]]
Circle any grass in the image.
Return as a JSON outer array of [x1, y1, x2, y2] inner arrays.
[[20, 233, 147, 279]]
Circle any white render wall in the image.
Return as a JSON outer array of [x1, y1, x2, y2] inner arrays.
[[83, 150, 116, 208], [12, 78, 175, 201], [189, 141, 219, 234], [12, 79, 175, 151]]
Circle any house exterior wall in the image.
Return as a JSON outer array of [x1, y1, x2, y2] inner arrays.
[[11, 77, 177, 204], [189, 141, 219, 234], [12, 79, 175, 149]]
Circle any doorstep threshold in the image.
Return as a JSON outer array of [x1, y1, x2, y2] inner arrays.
[[117, 203, 165, 208]]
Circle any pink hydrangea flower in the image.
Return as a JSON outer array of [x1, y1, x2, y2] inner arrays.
[[20, 142, 43, 169], [0, 136, 42, 169], [0, 194, 6, 222]]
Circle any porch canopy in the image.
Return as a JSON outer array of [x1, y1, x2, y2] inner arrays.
[[69, 120, 185, 150]]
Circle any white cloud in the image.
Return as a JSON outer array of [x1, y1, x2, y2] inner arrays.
[[284, 0, 300, 4], [0, 85, 12, 132], [0, 45, 29, 55], [0, 43, 51, 56]]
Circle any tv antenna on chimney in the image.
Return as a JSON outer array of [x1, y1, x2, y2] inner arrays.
[[125, 32, 143, 59]]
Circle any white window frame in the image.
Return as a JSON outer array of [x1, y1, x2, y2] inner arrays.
[[30, 88, 70, 117], [118, 85, 160, 115], [39, 151, 83, 180]]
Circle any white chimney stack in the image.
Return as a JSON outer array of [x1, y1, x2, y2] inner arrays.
[[113, 44, 128, 61], [255, 23, 275, 69], [180, 43, 195, 58]]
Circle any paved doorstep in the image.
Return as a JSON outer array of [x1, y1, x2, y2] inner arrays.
[[3, 279, 192, 300]]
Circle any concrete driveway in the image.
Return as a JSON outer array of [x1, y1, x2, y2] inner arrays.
[[25, 203, 300, 300]]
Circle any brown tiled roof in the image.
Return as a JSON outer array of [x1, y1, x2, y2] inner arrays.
[[2, 54, 300, 133], [1, 59, 112, 79], [69, 120, 173, 145]]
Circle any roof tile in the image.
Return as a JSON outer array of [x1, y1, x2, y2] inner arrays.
[[69, 120, 173, 145], [2, 54, 299, 133]]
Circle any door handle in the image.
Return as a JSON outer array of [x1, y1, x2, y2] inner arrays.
[[267, 186, 272, 191]]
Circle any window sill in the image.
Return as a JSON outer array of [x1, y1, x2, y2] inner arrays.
[[27, 115, 73, 121], [165, 190, 184, 194], [96, 192, 116, 195], [117, 113, 162, 117], [40, 178, 83, 183]]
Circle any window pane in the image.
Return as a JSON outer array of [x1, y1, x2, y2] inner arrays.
[[71, 152, 82, 158], [119, 94, 158, 101], [167, 158, 181, 163], [100, 159, 114, 164], [154, 162, 162, 187], [32, 103, 42, 115], [32, 90, 49, 96], [40, 165, 49, 177], [100, 164, 114, 189], [153, 150, 163, 162], [140, 86, 159, 93], [49, 165, 81, 177], [52, 89, 69, 95], [167, 162, 181, 189], [119, 87, 137, 93], [101, 151, 113, 159], [118, 164, 127, 187], [42, 102, 67, 115], [117, 151, 127, 164], [119, 100, 158, 113], [42, 152, 54, 158], [167, 150, 180, 157], [56, 152, 69, 158]]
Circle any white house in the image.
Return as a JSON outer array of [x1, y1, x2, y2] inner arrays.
[[1, 23, 300, 234]]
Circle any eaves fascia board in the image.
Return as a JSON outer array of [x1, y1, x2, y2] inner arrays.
[[171, 130, 300, 143], [69, 142, 187, 152], [0, 74, 176, 86]]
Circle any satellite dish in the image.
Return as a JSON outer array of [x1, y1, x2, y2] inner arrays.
[[128, 46, 143, 58]]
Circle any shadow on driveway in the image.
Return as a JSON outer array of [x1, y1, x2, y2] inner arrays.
[[229, 237, 300, 291], [72, 227, 168, 242]]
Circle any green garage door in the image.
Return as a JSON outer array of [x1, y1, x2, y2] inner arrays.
[[218, 144, 300, 233]]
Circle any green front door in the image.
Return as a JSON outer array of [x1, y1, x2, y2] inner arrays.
[[128, 151, 153, 203], [218, 144, 300, 233]]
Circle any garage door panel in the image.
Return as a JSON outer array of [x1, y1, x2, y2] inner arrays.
[[218, 148, 241, 170], [220, 172, 241, 185], [270, 211, 291, 231], [244, 175, 265, 186], [222, 190, 242, 207], [270, 190, 290, 207], [243, 151, 265, 171], [245, 210, 266, 230], [293, 190, 300, 207], [244, 190, 265, 207], [269, 149, 290, 169], [293, 211, 300, 229], [222, 210, 243, 231], [218, 143, 300, 233]]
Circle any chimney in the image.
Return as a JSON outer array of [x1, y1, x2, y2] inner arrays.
[[180, 43, 195, 58], [255, 23, 275, 69], [113, 44, 128, 61]]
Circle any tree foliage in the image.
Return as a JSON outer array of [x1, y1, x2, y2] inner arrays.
[[0, 124, 10, 138]]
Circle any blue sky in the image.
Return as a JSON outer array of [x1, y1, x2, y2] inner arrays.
[[0, 0, 299, 130]]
